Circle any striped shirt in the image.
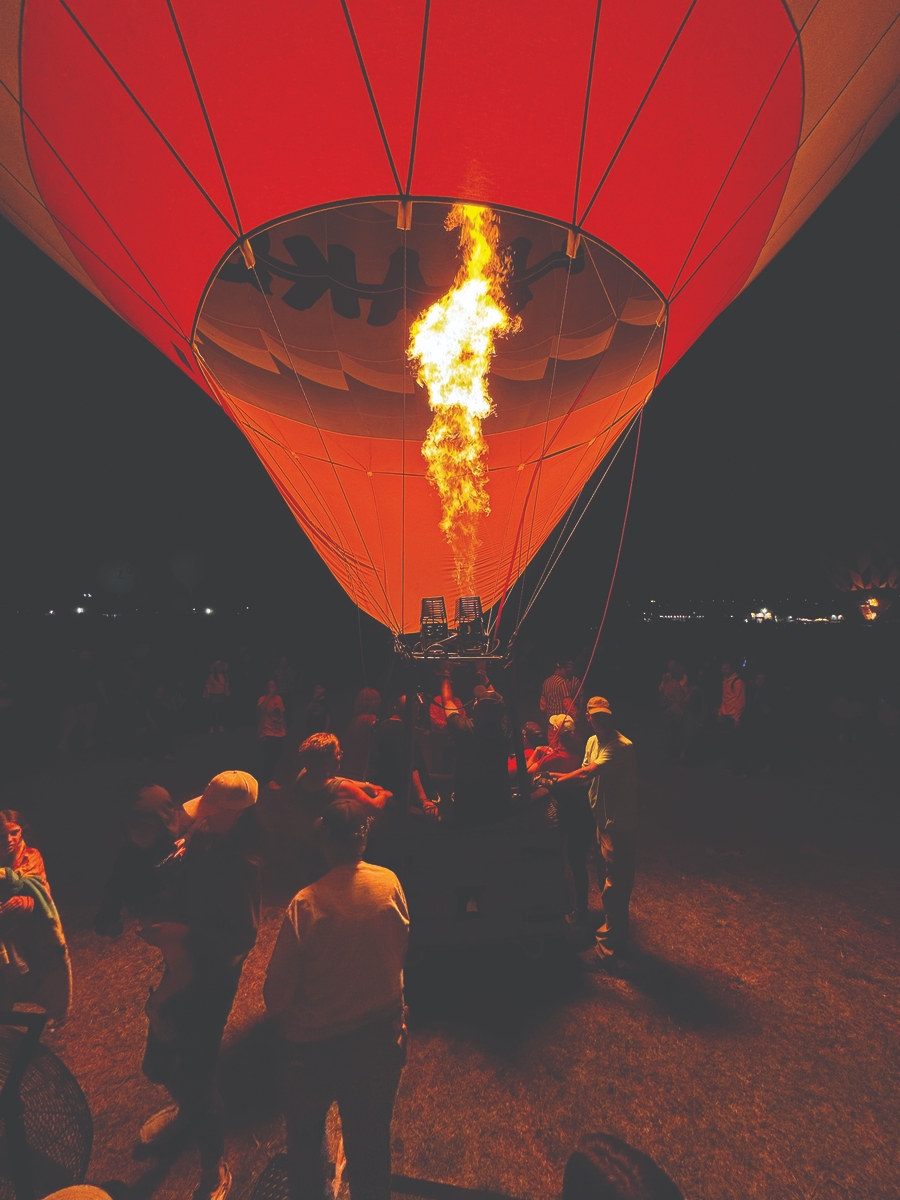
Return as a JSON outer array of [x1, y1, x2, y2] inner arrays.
[[540, 671, 581, 718]]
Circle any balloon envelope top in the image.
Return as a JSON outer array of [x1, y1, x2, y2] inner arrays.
[[2, 0, 898, 630]]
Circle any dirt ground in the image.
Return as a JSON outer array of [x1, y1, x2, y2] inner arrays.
[[4, 730, 900, 1200]]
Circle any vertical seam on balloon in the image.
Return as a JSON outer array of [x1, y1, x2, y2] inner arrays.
[[668, 11, 899, 313], [572, 0, 603, 229], [0, 175, 162, 328], [405, 0, 431, 197], [516, 408, 641, 631], [338, 0, 404, 196], [322, 205, 386, 622], [764, 123, 871, 245], [4, 78, 188, 335], [667, 34, 801, 301], [249, 262, 402, 631], [197, 352, 373, 618], [744, 6, 897, 286], [514, 265, 662, 633], [55, 0, 239, 237], [520, 247, 575, 618], [578, 0, 698, 228], [165, 0, 244, 235]]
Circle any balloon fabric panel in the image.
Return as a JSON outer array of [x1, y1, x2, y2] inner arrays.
[[5, 0, 900, 630]]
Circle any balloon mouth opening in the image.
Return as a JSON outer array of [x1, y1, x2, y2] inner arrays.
[[192, 198, 666, 442]]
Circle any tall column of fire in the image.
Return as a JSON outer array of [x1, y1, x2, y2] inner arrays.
[[409, 205, 517, 593]]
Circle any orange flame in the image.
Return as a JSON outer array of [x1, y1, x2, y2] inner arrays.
[[409, 204, 516, 592]]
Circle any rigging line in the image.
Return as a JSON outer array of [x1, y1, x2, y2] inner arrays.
[[516, 410, 640, 632], [667, 35, 801, 301], [405, 0, 432, 196], [513, 293, 662, 635], [519, 240, 574, 614], [671, 9, 900, 304], [213, 333, 369, 622], [55, 0, 238, 236], [515, 413, 634, 631], [0, 162, 188, 337], [166, 0, 243, 234], [250, 265, 402, 632], [491, 349, 604, 638], [338, 0, 404, 196], [199, 352, 373, 617], [572, 0, 604, 229], [573, 408, 643, 704], [4, 78, 187, 333], [578, 0, 698, 228]]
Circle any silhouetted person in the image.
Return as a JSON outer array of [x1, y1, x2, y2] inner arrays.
[[538, 715, 594, 925], [202, 661, 230, 734], [304, 684, 330, 736], [258, 679, 287, 784], [342, 688, 382, 780], [265, 798, 409, 1200], [718, 661, 745, 772], [93, 785, 188, 937], [58, 649, 106, 753], [137, 772, 262, 1200]]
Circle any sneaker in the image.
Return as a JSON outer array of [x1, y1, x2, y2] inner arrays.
[[138, 1104, 189, 1147], [193, 1160, 232, 1200]]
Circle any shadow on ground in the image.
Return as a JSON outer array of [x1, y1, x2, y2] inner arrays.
[[405, 939, 585, 1044]]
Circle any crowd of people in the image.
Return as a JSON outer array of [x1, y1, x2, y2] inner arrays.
[[4, 640, 897, 1199], [0, 650, 663, 1200]]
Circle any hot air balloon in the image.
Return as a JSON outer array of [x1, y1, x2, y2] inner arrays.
[[2, 0, 898, 635], [831, 545, 900, 622]]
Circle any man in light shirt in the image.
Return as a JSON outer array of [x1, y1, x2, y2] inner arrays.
[[264, 798, 409, 1200], [549, 696, 638, 966]]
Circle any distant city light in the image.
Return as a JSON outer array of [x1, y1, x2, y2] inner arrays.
[[204, 607, 214, 615], [75, 607, 85, 614]]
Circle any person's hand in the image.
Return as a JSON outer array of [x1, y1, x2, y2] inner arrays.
[[0, 896, 34, 916]]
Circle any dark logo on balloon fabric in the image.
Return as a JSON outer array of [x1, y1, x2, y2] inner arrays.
[[219, 233, 584, 326]]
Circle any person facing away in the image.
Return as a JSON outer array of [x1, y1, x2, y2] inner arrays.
[[540, 659, 581, 721], [264, 797, 409, 1200], [58, 648, 107, 753], [136, 771, 262, 1200], [0, 809, 71, 1027], [341, 688, 382, 780], [549, 697, 638, 965], [440, 666, 512, 825], [258, 733, 391, 896]]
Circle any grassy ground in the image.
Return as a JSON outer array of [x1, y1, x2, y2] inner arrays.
[[3, 734, 899, 1200]]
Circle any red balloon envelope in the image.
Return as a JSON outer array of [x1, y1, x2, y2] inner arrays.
[[1, 0, 898, 630]]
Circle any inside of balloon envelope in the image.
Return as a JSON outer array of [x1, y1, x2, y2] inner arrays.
[[193, 202, 665, 633]]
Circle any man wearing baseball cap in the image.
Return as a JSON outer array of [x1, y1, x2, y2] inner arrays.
[[548, 697, 638, 966], [264, 796, 409, 1200], [137, 771, 262, 1200]]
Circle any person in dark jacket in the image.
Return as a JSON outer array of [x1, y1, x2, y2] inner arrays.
[[440, 666, 511, 825], [93, 785, 188, 937], [137, 771, 262, 1200]]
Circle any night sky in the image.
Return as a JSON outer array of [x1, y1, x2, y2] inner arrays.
[[1, 115, 898, 629]]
